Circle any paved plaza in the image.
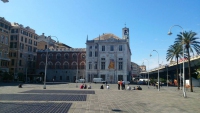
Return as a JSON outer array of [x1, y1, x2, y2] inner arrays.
[[0, 82, 200, 113]]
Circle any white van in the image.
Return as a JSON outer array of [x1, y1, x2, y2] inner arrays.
[[93, 78, 106, 83], [76, 79, 85, 83]]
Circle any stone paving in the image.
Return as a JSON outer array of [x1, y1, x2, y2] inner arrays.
[[0, 82, 200, 113]]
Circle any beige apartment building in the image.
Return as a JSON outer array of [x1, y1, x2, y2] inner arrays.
[[9, 23, 38, 81], [0, 17, 11, 73], [37, 33, 71, 50]]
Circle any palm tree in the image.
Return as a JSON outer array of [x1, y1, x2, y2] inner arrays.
[[166, 43, 182, 89], [175, 31, 200, 92]]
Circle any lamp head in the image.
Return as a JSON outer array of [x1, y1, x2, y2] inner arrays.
[[168, 31, 172, 35], [150, 54, 152, 57]]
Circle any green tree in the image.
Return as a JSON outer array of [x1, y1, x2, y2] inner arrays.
[[175, 31, 200, 92], [166, 43, 182, 90]]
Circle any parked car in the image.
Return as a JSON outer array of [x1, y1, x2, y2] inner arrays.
[[76, 79, 85, 83]]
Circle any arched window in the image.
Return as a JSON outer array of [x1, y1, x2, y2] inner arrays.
[[81, 54, 85, 59], [72, 54, 77, 60], [80, 62, 85, 69], [56, 53, 61, 59], [41, 54, 46, 59], [48, 62, 53, 69], [39, 62, 45, 69], [55, 62, 61, 69], [63, 62, 69, 69], [64, 53, 69, 59], [48, 53, 53, 59], [72, 62, 77, 69]]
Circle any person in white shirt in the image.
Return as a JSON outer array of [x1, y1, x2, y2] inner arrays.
[[127, 85, 131, 90], [106, 85, 110, 89]]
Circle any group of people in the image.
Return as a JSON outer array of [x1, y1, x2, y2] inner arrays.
[[126, 85, 142, 90], [80, 84, 91, 89], [118, 80, 126, 90], [100, 85, 110, 89]]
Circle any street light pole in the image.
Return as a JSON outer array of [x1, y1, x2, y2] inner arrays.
[[43, 37, 49, 89], [150, 50, 160, 91], [168, 25, 186, 98], [143, 59, 149, 88], [76, 53, 79, 88], [43, 36, 59, 89], [165, 64, 168, 87]]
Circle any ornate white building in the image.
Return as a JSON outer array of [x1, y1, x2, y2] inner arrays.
[[86, 27, 132, 83]]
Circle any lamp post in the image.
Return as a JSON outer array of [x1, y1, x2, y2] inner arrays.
[[143, 59, 149, 88], [43, 36, 59, 89], [150, 50, 160, 91], [165, 64, 168, 87], [76, 53, 80, 88], [168, 25, 186, 97]]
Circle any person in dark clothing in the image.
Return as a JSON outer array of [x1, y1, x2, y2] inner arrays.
[[118, 81, 120, 90], [100, 85, 104, 89], [18, 84, 22, 88], [84, 84, 87, 89]]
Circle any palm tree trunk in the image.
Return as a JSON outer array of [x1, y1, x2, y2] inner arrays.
[[176, 57, 180, 90], [187, 48, 193, 92]]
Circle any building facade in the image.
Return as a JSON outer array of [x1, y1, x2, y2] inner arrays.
[[86, 27, 132, 83], [36, 48, 86, 82], [131, 62, 141, 80], [0, 17, 11, 73], [9, 23, 38, 81]]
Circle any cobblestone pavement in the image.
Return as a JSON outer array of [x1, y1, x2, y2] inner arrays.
[[0, 83, 200, 113]]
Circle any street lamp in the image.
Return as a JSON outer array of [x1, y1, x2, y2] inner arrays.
[[168, 25, 186, 97], [76, 53, 80, 88], [150, 50, 160, 91], [43, 36, 59, 89], [165, 64, 168, 87], [143, 59, 149, 88]]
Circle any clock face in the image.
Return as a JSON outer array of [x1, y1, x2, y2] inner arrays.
[[124, 30, 128, 35]]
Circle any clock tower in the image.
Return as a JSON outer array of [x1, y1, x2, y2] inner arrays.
[[122, 25, 129, 44]]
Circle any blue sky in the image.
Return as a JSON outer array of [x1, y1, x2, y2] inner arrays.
[[1, 0, 200, 70]]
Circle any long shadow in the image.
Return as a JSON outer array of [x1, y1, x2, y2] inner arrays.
[[0, 82, 69, 87], [0, 82, 22, 87]]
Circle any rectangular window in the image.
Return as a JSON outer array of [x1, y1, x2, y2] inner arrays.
[[102, 46, 105, 51], [89, 62, 92, 69], [60, 76, 62, 80], [89, 46, 92, 49], [11, 59, 15, 66], [101, 58, 105, 60], [11, 29, 14, 33], [10, 35, 13, 40], [95, 45, 98, 49], [119, 58, 123, 60], [66, 76, 69, 80], [21, 36, 23, 42], [14, 52, 17, 57], [19, 60, 22, 66], [25, 38, 27, 43], [94, 62, 97, 69], [15, 35, 18, 40], [110, 45, 114, 51], [118, 62, 123, 70], [119, 45, 123, 51], [101, 62, 105, 70], [95, 51, 98, 57], [89, 51, 92, 57]]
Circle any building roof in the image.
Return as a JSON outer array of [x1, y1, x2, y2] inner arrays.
[[93, 33, 121, 40]]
